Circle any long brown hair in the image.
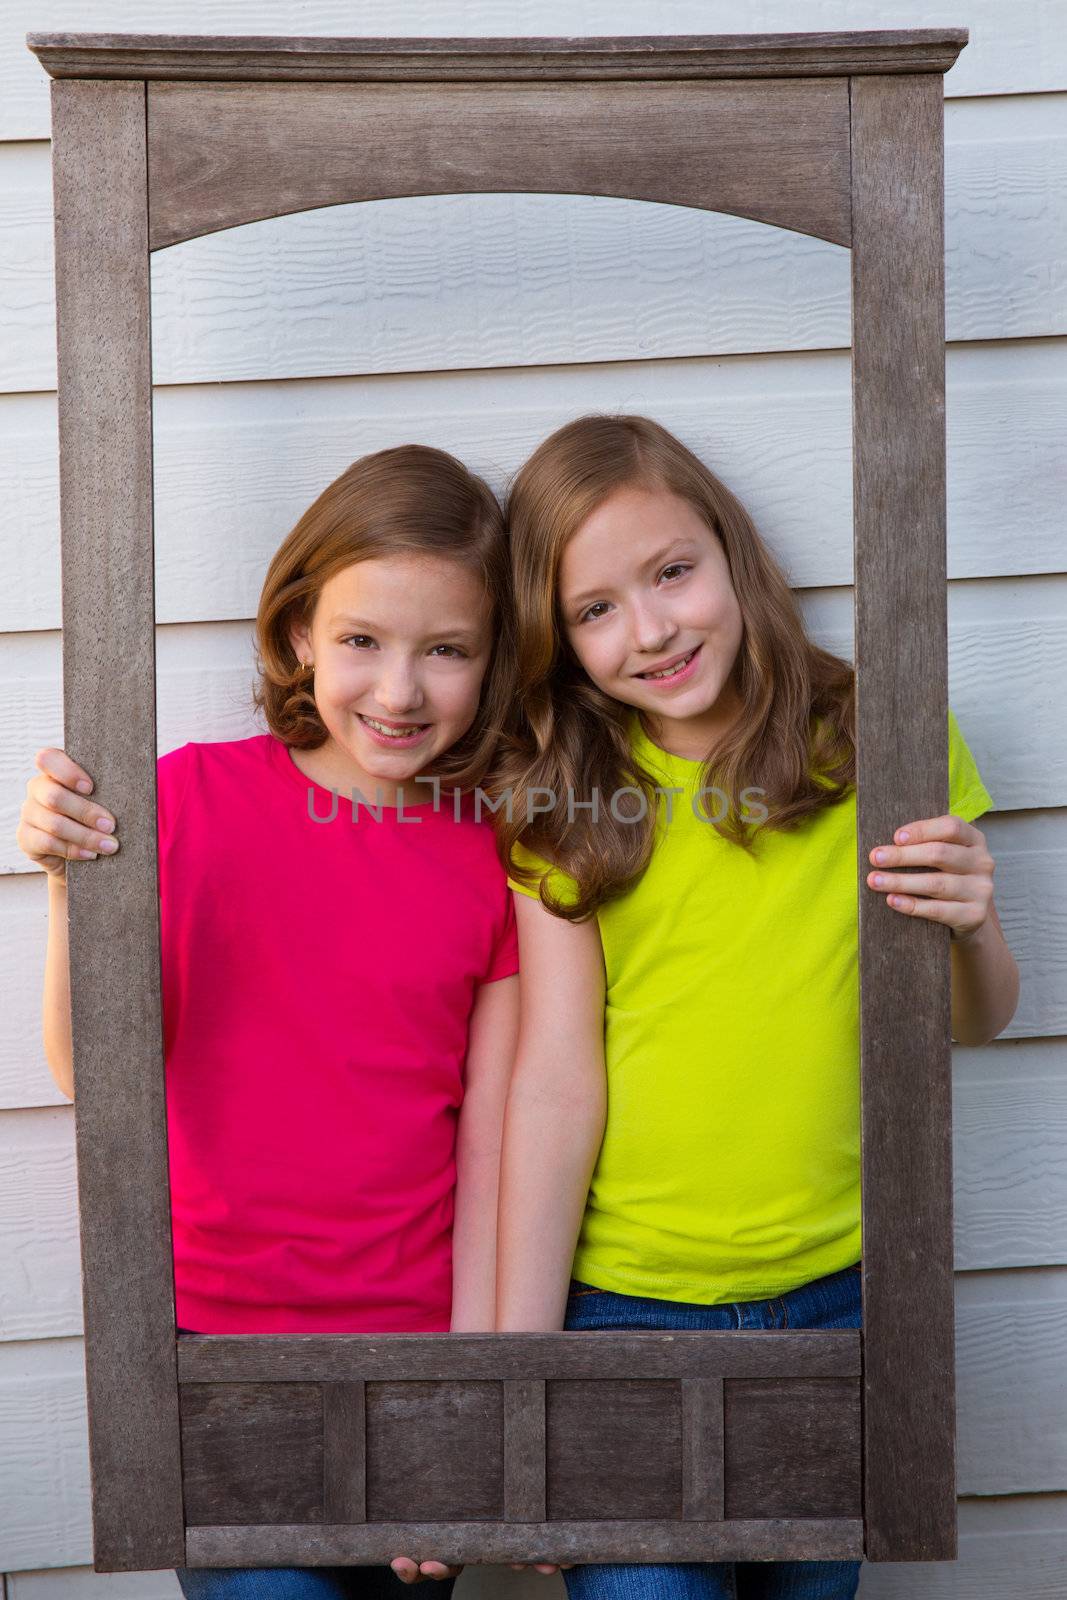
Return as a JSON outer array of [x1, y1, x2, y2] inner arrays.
[[494, 415, 855, 919], [254, 444, 515, 793]]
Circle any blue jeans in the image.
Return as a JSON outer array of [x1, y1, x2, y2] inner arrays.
[[560, 1264, 863, 1600], [176, 1570, 453, 1600]]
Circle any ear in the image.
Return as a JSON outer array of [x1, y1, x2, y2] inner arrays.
[[288, 619, 311, 666]]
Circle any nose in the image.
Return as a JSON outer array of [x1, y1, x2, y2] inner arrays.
[[374, 657, 425, 717], [631, 596, 676, 656]]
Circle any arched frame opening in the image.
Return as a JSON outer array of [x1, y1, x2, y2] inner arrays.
[[33, 28, 966, 1575]]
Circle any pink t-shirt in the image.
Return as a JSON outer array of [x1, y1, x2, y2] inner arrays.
[[156, 734, 518, 1335]]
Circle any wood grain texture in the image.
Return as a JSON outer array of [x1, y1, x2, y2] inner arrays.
[[28, 30, 967, 83], [176, 1329, 861, 1383], [851, 71, 955, 1562], [3, 342, 1067, 633], [365, 1381, 504, 1521], [14, 1493, 1067, 1596], [183, 1518, 865, 1565], [5, 1277, 1063, 1570], [7, 2, 1061, 143], [546, 1381, 681, 1521], [7, 105, 1066, 394], [147, 79, 850, 249], [322, 1381, 366, 1524], [681, 1378, 724, 1522], [50, 77, 184, 1571], [179, 1383, 323, 1526], [503, 1380, 546, 1522], [724, 1378, 862, 1520]]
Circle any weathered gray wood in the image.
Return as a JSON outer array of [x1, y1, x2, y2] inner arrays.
[[34, 25, 965, 1571], [176, 1329, 862, 1382], [851, 71, 956, 1562], [322, 1381, 366, 1524], [28, 31, 968, 84], [185, 1518, 865, 1565], [365, 1382, 503, 1521], [547, 1381, 681, 1520], [146, 79, 850, 249], [179, 1383, 323, 1526], [681, 1378, 724, 1522], [50, 76, 184, 1572], [503, 1381, 546, 1523], [725, 1378, 862, 1519]]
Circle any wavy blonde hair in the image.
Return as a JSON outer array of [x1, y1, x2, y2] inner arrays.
[[494, 415, 855, 919], [254, 445, 515, 793]]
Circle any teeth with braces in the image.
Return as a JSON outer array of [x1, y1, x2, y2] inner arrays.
[[641, 649, 696, 680], [361, 716, 425, 738]]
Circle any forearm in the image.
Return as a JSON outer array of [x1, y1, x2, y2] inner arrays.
[[495, 1069, 606, 1331], [450, 1106, 503, 1332], [951, 903, 1019, 1046], [42, 875, 74, 1098]]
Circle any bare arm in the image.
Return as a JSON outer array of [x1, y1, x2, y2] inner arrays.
[[950, 899, 1019, 1046], [42, 877, 74, 1099], [867, 813, 1019, 1047], [449, 972, 519, 1332], [16, 748, 120, 1101], [496, 893, 607, 1332]]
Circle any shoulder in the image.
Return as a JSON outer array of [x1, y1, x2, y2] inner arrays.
[[507, 838, 580, 910], [947, 708, 994, 823], [157, 734, 275, 821]]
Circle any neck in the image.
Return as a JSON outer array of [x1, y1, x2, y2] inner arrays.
[[639, 682, 744, 763], [288, 740, 420, 809]]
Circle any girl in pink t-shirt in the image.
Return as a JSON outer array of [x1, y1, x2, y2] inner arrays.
[[17, 445, 520, 1595]]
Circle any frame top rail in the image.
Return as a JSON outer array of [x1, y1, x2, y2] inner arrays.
[[27, 30, 968, 83]]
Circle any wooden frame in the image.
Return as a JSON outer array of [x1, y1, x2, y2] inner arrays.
[[29, 29, 966, 1572]]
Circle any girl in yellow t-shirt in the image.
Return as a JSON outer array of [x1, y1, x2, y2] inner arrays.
[[493, 414, 1019, 1600]]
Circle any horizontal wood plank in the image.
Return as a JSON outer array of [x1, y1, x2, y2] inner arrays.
[[2, 1274, 1063, 1567], [28, 30, 968, 85], [176, 1330, 862, 1383], [5, 2, 1063, 142], [183, 1518, 865, 1564], [3, 99, 1065, 391], [10, 1493, 1067, 1595], [3, 340, 1065, 633], [148, 79, 850, 250]]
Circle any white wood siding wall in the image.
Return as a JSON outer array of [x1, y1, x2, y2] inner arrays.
[[1, 2, 1064, 1594]]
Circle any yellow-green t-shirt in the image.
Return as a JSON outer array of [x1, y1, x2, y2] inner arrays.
[[508, 709, 992, 1304]]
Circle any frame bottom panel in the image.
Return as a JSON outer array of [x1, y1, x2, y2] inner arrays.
[[184, 1519, 865, 1565]]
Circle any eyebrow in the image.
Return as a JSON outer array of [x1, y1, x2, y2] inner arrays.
[[328, 614, 483, 642], [563, 543, 696, 613]]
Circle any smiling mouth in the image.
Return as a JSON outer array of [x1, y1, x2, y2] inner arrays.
[[358, 714, 429, 739], [636, 646, 700, 680]]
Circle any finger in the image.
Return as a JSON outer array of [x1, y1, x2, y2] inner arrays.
[[35, 747, 96, 797], [884, 892, 977, 930], [867, 871, 972, 901], [888, 815, 980, 849], [389, 1558, 419, 1585], [869, 839, 979, 873], [417, 1563, 462, 1580], [29, 773, 116, 835], [23, 802, 118, 858], [18, 821, 97, 865]]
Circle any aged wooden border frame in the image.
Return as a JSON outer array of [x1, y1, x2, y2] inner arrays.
[[31, 29, 966, 1572]]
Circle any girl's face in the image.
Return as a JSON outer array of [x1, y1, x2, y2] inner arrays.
[[558, 483, 744, 758], [290, 553, 493, 801]]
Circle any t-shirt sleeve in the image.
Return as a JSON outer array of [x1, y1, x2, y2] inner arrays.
[[506, 839, 581, 909], [483, 882, 520, 984], [156, 742, 196, 860], [948, 708, 993, 823]]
